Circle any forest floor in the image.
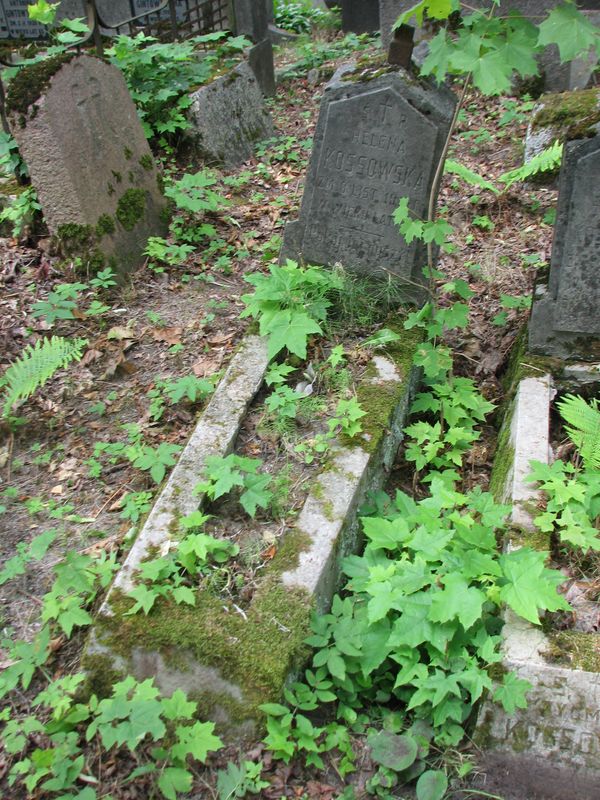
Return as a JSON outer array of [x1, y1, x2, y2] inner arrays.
[[0, 31, 563, 800]]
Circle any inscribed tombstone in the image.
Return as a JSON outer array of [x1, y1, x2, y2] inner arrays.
[[281, 67, 455, 298], [529, 136, 600, 357], [7, 54, 166, 276], [187, 61, 273, 167]]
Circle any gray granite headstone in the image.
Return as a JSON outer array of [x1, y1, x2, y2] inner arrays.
[[281, 66, 455, 299], [186, 61, 273, 167], [8, 54, 166, 277], [341, 0, 380, 32], [529, 135, 600, 357]]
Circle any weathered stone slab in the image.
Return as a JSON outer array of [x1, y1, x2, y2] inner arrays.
[[248, 38, 276, 97], [340, 0, 380, 33], [186, 61, 273, 167], [282, 66, 455, 299], [7, 54, 166, 277], [86, 327, 421, 739], [529, 135, 600, 358], [477, 374, 600, 795], [524, 88, 600, 161]]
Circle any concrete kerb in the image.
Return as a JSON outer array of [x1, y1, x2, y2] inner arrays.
[[92, 333, 270, 602], [85, 335, 421, 737], [475, 374, 600, 794]]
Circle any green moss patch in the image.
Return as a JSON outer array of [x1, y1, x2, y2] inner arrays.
[[116, 188, 146, 231], [93, 578, 312, 730], [96, 214, 115, 237], [544, 631, 600, 673], [532, 89, 600, 141], [6, 53, 75, 120]]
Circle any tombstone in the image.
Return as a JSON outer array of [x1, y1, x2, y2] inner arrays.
[[341, 0, 380, 33], [186, 61, 273, 167], [7, 54, 167, 277], [380, 0, 403, 52], [281, 66, 455, 300], [529, 135, 600, 358], [232, 0, 275, 96]]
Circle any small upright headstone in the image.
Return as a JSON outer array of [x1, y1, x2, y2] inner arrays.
[[380, 0, 403, 51], [187, 62, 273, 167], [7, 54, 166, 277], [341, 0, 380, 33], [529, 135, 600, 358], [281, 65, 455, 299], [233, 0, 275, 96]]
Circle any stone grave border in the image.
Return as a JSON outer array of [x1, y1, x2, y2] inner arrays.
[[86, 328, 422, 738], [475, 370, 600, 795]]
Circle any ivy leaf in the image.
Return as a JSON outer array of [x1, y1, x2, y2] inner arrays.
[[537, 2, 600, 62], [498, 548, 570, 624], [157, 767, 192, 800], [429, 573, 485, 630], [493, 671, 532, 714]]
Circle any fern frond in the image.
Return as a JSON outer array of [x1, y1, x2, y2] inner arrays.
[[444, 159, 499, 195], [498, 140, 563, 189], [557, 393, 600, 470], [1, 336, 87, 417]]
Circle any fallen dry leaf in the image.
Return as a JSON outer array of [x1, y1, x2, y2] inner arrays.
[[107, 324, 136, 341], [192, 352, 223, 377], [151, 326, 182, 345]]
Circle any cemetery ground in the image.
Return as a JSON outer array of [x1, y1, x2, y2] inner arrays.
[[0, 34, 590, 800]]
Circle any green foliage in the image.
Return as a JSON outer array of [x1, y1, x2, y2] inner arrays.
[[498, 141, 564, 188], [31, 282, 86, 324], [444, 159, 498, 195], [556, 394, 600, 470], [274, 0, 338, 33], [216, 759, 270, 799], [126, 512, 239, 614], [0, 529, 56, 586], [526, 459, 600, 552], [279, 33, 373, 80], [1, 336, 86, 418], [145, 236, 195, 270], [195, 454, 273, 518], [294, 396, 366, 464], [241, 260, 342, 359], [393, 198, 454, 252], [0, 186, 41, 237], [0, 131, 28, 179], [106, 32, 249, 142], [120, 490, 154, 523], [91, 426, 182, 484]]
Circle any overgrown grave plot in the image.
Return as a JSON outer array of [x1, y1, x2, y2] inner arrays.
[[474, 349, 600, 793], [85, 256, 423, 738]]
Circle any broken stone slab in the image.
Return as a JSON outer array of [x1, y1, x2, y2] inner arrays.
[[7, 54, 167, 278], [281, 65, 455, 301], [524, 88, 600, 161], [85, 327, 421, 740], [476, 373, 600, 795], [186, 61, 274, 167]]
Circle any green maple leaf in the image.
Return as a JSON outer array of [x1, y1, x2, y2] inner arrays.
[[537, 2, 600, 62], [56, 598, 93, 637], [388, 592, 456, 652], [240, 473, 273, 517], [493, 671, 532, 714], [198, 456, 245, 499], [125, 585, 159, 616], [157, 767, 193, 800], [265, 309, 322, 359], [171, 721, 222, 762], [162, 689, 197, 721], [429, 573, 485, 630], [498, 548, 570, 624], [172, 586, 196, 606], [451, 41, 513, 95]]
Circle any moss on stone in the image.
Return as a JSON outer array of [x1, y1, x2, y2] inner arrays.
[[94, 577, 312, 727], [80, 652, 124, 699], [267, 529, 311, 575], [544, 631, 600, 673], [489, 410, 514, 503], [6, 53, 75, 120], [96, 213, 115, 237], [531, 89, 600, 141], [55, 223, 95, 256], [508, 525, 550, 552], [139, 154, 154, 171], [116, 188, 146, 231], [124, 147, 133, 160]]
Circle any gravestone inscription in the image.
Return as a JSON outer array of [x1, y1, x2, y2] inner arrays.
[[529, 136, 600, 357], [282, 67, 455, 298], [8, 54, 166, 277]]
